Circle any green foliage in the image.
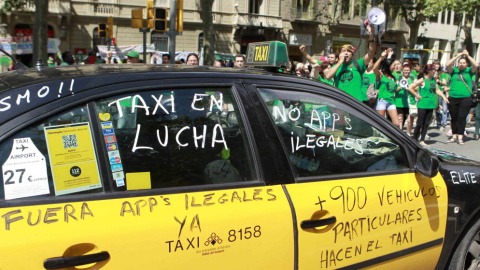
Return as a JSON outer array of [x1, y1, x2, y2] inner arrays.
[[424, 0, 480, 17], [0, 0, 26, 14]]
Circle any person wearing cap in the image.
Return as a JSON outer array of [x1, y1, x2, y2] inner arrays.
[[323, 25, 376, 101], [126, 51, 140, 64]]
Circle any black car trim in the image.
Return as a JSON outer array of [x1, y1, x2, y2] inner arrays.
[[87, 102, 115, 192], [337, 238, 444, 270], [282, 185, 299, 270], [242, 83, 296, 184]]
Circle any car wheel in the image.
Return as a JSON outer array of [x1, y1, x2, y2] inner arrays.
[[449, 219, 480, 270]]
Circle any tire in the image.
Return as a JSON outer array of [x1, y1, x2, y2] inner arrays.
[[449, 219, 480, 270]]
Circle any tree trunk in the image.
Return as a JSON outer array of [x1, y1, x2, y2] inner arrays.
[[199, 0, 215, 66], [462, 16, 474, 54], [33, 0, 48, 65], [406, 20, 421, 49]]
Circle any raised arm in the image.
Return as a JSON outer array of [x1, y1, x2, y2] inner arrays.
[[363, 24, 376, 66], [299, 45, 317, 65], [373, 49, 388, 80], [324, 56, 344, 80], [446, 52, 463, 74], [464, 50, 479, 71]]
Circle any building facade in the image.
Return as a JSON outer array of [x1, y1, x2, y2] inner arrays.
[[0, 0, 478, 65]]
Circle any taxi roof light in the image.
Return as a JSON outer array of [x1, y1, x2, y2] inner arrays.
[[246, 41, 289, 69]]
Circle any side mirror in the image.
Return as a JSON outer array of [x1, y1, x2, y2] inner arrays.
[[415, 148, 440, 178]]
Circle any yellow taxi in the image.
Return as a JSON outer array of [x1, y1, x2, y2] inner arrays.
[[0, 42, 478, 269]]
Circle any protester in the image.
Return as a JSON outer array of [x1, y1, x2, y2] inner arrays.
[[411, 63, 420, 79], [150, 53, 161, 64], [295, 62, 310, 78], [376, 49, 401, 127], [162, 54, 170, 64], [361, 56, 381, 108], [445, 50, 479, 144], [234, 54, 245, 68], [60, 51, 75, 66], [327, 52, 338, 66], [105, 51, 114, 64], [186, 53, 199, 65], [409, 64, 449, 146], [314, 62, 334, 85], [436, 66, 451, 130], [126, 51, 140, 64], [390, 59, 402, 80], [395, 63, 415, 130], [323, 25, 376, 101]]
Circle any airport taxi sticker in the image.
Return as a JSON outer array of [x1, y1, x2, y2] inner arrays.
[[2, 137, 50, 200], [44, 123, 102, 195]]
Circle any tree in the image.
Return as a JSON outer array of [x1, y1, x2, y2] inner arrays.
[[383, 0, 428, 49], [0, 0, 25, 14], [33, 0, 48, 64], [198, 0, 215, 66], [424, 0, 480, 54]]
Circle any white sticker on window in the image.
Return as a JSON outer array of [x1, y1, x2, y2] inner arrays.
[[2, 137, 50, 200]]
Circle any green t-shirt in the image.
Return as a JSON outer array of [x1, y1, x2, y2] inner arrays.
[[411, 70, 419, 80], [417, 78, 437, 109], [438, 72, 451, 92], [334, 59, 367, 101], [450, 67, 475, 98], [378, 75, 397, 104], [395, 76, 414, 108], [319, 76, 334, 86], [360, 72, 377, 102], [393, 71, 402, 81]]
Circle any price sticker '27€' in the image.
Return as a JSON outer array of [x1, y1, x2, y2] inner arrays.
[[2, 137, 50, 200]]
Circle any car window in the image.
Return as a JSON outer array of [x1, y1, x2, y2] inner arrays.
[[258, 88, 408, 178], [0, 106, 104, 201], [94, 87, 256, 190]]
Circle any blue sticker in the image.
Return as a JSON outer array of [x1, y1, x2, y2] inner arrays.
[[101, 121, 113, 129], [111, 164, 123, 172], [115, 178, 125, 187], [102, 128, 115, 136]]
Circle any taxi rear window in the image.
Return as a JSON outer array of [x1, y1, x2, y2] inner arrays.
[[258, 88, 409, 178], [94, 87, 257, 190]]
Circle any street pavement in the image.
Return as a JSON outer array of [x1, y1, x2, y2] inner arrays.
[[419, 125, 480, 162]]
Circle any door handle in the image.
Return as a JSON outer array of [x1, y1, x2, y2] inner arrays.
[[44, 251, 110, 269], [300, 216, 337, 229]]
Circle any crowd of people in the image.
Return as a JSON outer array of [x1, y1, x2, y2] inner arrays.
[[45, 38, 480, 147], [47, 50, 247, 68], [295, 37, 480, 146]]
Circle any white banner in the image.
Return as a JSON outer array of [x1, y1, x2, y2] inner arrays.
[[0, 37, 60, 55]]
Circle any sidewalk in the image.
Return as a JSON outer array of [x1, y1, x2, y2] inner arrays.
[[420, 124, 480, 161]]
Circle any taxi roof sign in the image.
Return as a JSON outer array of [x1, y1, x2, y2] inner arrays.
[[246, 41, 289, 68]]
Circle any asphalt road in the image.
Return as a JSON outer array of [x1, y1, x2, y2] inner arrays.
[[418, 125, 480, 162]]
